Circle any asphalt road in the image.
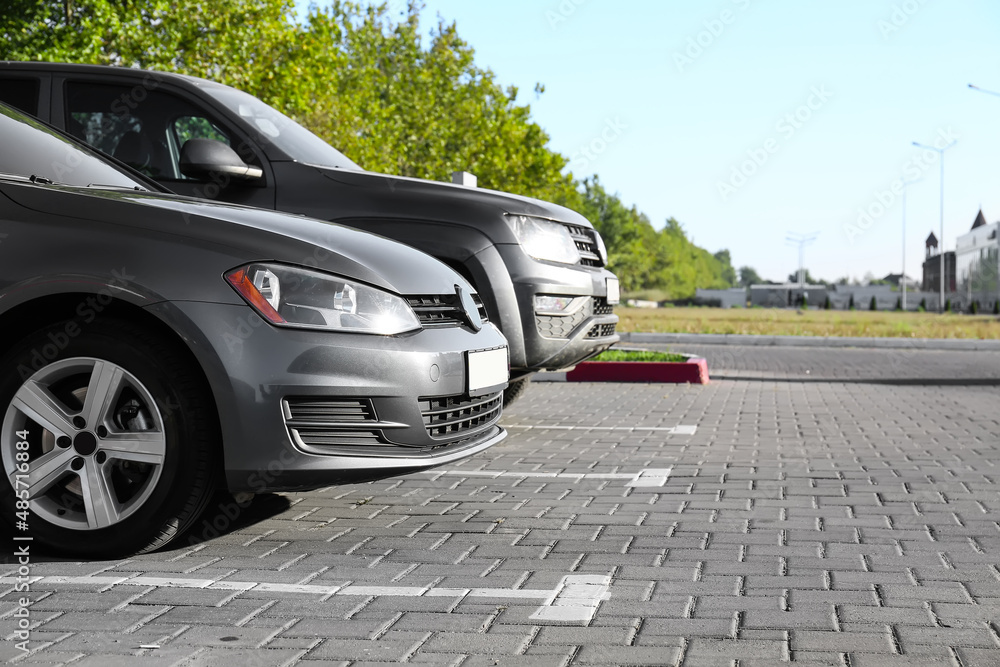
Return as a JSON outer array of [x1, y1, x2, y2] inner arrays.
[[2, 344, 999, 666]]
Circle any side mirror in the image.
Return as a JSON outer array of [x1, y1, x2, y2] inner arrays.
[[179, 139, 263, 181]]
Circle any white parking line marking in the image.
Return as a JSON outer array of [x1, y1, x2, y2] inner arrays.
[[625, 468, 674, 487], [422, 470, 636, 480], [530, 574, 612, 623], [0, 574, 603, 622], [420, 467, 673, 488], [507, 424, 697, 434]]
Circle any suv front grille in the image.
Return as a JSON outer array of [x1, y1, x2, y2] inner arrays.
[[407, 294, 486, 328], [563, 224, 603, 267], [593, 297, 615, 316], [586, 323, 618, 339], [536, 306, 588, 338], [419, 391, 502, 440], [536, 297, 616, 339]]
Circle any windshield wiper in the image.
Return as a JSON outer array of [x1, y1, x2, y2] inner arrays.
[[87, 183, 148, 191]]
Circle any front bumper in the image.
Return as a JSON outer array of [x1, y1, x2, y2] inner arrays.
[[152, 301, 509, 492], [496, 245, 620, 373]]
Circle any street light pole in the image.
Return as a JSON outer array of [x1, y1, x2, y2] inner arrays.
[[901, 178, 920, 311], [912, 140, 956, 312], [968, 83, 1000, 98], [785, 232, 818, 306]]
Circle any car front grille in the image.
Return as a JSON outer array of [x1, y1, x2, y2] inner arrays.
[[592, 297, 615, 316], [419, 391, 503, 440], [536, 307, 589, 338], [407, 294, 488, 327], [284, 394, 503, 456], [585, 323, 618, 339], [536, 296, 617, 339], [563, 224, 603, 267]]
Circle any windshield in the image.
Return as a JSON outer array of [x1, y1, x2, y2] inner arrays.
[[207, 86, 361, 171], [0, 103, 148, 190]]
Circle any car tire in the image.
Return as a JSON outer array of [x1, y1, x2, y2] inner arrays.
[[502, 375, 532, 407], [0, 318, 219, 557]]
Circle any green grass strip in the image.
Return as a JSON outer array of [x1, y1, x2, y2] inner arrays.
[[591, 349, 688, 363]]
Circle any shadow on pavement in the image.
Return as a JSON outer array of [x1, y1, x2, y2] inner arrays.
[[0, 492, 292, 563]]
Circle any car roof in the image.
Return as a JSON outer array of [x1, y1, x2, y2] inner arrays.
[[0, 61, 226, 90]]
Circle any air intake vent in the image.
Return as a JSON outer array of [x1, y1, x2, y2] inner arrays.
[[419, 391, 502, 440], [592, 297, 615, 316], [586, 323, 618, 339], [286, 398, 375, 423], [283, 397, 390, 452]]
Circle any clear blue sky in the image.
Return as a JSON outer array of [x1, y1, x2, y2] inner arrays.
[[309, 1, 1000, 283]]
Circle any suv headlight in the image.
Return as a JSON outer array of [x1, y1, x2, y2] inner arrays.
[[507, 215, 582, 265], [226, 263, 420, 335]]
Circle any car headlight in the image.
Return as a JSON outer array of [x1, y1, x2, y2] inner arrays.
[[225, 263, 420, 335], [507, 215, 582, 265]]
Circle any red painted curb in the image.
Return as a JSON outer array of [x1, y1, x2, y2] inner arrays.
[[566, 357, 710, 384]]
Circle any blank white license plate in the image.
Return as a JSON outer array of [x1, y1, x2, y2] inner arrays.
[[468, 347, 508, 394], [606, 277, 620, 305]]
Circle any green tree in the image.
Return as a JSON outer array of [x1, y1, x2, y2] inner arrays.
[[575, 178, 656, 292], [788, 268, 819, 284], [713, 250, 737, 287], [2, 0, 741, 297], [739, 266, 763, 287], [0, 0, 299, 88]]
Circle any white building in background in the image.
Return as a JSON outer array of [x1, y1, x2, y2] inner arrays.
[[955, 209, 1000, 311]]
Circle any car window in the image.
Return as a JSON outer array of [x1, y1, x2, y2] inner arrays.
[[0, 78, 40, 116], [0, 103, 146, 190], [64, 81, 244, 181], [172, 115, 230, 147], [205, 85, 360, 170]]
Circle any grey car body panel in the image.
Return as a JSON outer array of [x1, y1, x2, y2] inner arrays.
[[153, 301, 507, 492], [0, 62, 619, 376], [2, 183, 472, 297], [0, 106, 509, 492]]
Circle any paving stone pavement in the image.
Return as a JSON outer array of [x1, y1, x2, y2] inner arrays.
[[2, 345, 999, 666]]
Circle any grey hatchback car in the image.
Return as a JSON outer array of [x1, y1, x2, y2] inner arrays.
[[0, 103, 508, 556]]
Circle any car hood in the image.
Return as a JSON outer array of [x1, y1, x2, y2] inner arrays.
[[2, 183, 469, 295], [316, 166, 595, 231]]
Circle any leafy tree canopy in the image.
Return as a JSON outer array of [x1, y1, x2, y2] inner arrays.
[[2, 0, 734, 299], [739, 265, 763, 287]]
